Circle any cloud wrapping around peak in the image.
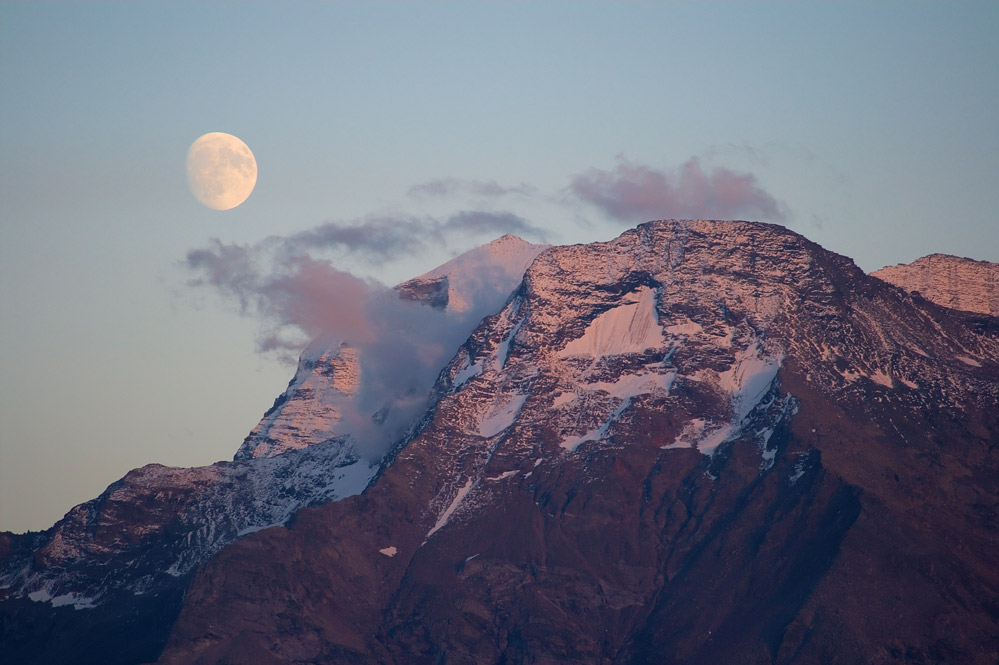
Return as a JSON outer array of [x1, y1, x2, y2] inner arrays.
[[186, 239, 379, 354], [569, 157, 785, 224], [184, 214, 543, 460]]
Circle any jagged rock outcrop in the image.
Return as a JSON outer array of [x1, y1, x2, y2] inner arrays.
[[872, 253, 998, 316], [149, 221, 999, 665]]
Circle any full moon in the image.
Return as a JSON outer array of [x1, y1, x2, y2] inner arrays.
[[186, 132, 257, 210]]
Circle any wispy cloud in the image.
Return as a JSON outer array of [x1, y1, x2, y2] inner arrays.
[[281, 212, 547, 262], [569, 157, 785, 224], [186, 240, 379, 354], [409, 177, 537, 199], [442, 210, 546, 240]]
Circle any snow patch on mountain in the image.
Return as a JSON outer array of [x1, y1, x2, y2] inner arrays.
[[478, 393, 528, 438], [427, 477, 477, 538], [560, 370, 678, 451], [668, 342, 783, 455], [718, 343, 783, 424], [453, 354, 484, 387], [560, 399, 631, 452], [957, 355, 982, 367], [559, 286, 665, 357]]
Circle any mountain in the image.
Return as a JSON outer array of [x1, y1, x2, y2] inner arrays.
[[152, 220, 997, 664], [0, 235, 546, 665], [872, 253, 998, 316], [3, 221, 998, 664]]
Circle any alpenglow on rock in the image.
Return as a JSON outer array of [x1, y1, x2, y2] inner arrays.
[[153, 220, 997, 665], [872, 253, 999, 316], [3, 221, 998, 665]]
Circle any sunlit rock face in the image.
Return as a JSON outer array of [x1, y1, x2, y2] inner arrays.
[[872, 253, 999, 316], [3, 221, 998, 665], [235, 340, 362, 460], [150, 220, 998, 665]]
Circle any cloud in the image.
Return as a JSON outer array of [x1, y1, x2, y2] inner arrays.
[[408, 177, 537, 199], [569, 157, 785, 224], [280, 212, 547, 262], [442, 210, 548, 241], [284, 216, 435, 261], [186, 239, 379, 354], [186, 240, 443, 457]]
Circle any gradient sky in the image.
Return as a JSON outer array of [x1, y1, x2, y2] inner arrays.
[[1, 1, 997, 533]]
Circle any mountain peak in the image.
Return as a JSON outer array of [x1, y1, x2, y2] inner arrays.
[[491, 233, 529, 244], [412, 235, 549, 314]]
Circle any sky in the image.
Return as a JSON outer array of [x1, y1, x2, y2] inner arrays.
[[1, 1, 997, 533]]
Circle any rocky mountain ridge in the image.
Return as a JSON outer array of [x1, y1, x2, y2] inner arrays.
[[872, 252, 999, 316], [2, 221, 998, 665]]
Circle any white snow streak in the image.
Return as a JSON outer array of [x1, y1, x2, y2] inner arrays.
[[427, 478, 477, 538], [665, 343, 783, 456], [560, 371, 676, 452]]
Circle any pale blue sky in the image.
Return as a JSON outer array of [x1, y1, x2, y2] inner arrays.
[[2, 1, 997, 532]]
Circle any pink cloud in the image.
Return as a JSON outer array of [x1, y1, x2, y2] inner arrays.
[[570, 157, 785, 223]]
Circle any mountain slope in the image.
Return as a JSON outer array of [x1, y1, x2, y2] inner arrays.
[[0, 235, 546, 665], [153, 220, 999, 665]]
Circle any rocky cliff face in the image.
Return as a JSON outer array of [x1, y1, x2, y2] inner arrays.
[[872, 253, 999, 316], [148, 220, 999, 665]]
